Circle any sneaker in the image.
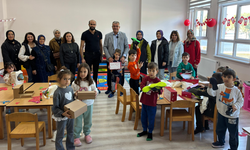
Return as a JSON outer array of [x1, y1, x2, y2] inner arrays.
[[108, 93, 115, 98], [211, 141, 224, 148], [85, 135, 92, 144], [194, 128, 204, 134], [105, 90, 111, 94], [74, 138, 82, 147]]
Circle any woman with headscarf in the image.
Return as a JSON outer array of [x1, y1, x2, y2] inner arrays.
[[150, 30, 169, 80], [49, 29, 63, 70], [130, 30, 151, 75], [31, 35, 57, 82], [1, 30, 22, 70], [184, 29, 201, 77]]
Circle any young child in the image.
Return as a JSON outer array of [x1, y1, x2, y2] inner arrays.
[[72, 63, 98, 146], [176, 52, 196, 79], [207, 68, 243, 150], [128, 46, 143, 94], [137, 62, 162, 141], [108, 49, 125, 98], [52, 67, 75, 150], [3, 62, 15, 85]]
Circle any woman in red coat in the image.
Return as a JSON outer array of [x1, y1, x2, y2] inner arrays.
[[184, 29, 201, 77]]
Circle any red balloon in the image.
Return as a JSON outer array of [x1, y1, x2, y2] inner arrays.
[[207, 18, 216, 27], [184, 19, 190, 26]]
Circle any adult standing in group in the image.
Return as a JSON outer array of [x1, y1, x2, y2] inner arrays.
[[49, 29, 63, 70], [80, 20, 103, 93], [1, 30, 22, 71], [103, 21, 129, 95], [150, 30, 169, 80], [168, 30, 184, 80], [130, 30, 151, 75], [31, 35, 57, 82], [184, 29, 200, 77], [18, 32, 37, 82]]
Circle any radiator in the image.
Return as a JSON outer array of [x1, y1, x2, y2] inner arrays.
[[198, 57, 219, 78]]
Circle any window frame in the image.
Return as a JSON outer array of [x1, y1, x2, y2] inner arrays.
[[215, 1, 250, 64]]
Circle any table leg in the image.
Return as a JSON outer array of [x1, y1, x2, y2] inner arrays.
[[160, 105, 165, 136], [47, 106, 52, 139], [0, 107, 4, 139], [14, 107, 19, 127]]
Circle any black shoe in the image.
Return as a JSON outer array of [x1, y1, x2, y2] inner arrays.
[[105, 90, 111, 94], [194, 128, 204, 134]]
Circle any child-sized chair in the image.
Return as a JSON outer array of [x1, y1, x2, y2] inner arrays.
[[116, 84, 131, 122], [203, 104, 218, 142], [6, 112, 46, 150], [128, 88, 142, 130], [48, 74, 58, 83]]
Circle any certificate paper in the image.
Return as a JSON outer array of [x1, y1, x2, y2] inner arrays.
[[109, 62, 121, 70]]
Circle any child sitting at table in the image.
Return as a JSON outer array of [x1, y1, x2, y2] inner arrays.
[[108, 49, 125, 98], [137, 62, 162, 141], [52, 67, 75, 150], [3, 62, 15, 85], [176, 52, 196, 79]]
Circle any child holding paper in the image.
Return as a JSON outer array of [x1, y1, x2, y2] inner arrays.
[[176, 52, 196, 79]]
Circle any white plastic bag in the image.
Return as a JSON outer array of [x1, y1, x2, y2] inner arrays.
[[200, 96, 209, 114], [42, 85, 58, 98], [11, 70, 24, 86]]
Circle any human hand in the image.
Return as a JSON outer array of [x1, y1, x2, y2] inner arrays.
[[208, 84, 212, 88], [120, 56, 125, 64], [62, 110, 71, 119], [74, 91, 78, 97], [108, 57, 114, 62], [191, 76, 194, 79], [29, 55, 35, 60], [82, 59, 86, 63], [77, 63, 80, 68], [232, 105, 237, 112], [136, 46, 139, 49], [194, 64, 198, 68], [100, 56, 103, 62], [162, 62, 166, 66], [138, 62, 144, 69], [32, 70, 37, 75], [54, 66, 57, 71]]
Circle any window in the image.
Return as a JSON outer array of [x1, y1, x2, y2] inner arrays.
[[216, 1, 250, 62]]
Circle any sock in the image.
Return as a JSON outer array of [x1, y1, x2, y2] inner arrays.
[[137, 131, 147, 137], [146, 133, 152, 141]]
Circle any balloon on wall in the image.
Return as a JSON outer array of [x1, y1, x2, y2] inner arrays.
[[184, 19, 190, 26], [207, 18, 216, 27]]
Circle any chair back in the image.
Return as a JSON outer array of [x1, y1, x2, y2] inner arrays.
[[213, 104, 217, 119], [48, 74, 58, 83], [117, 84, 127, 101], [170, 100, 195, 117], [130, 88, 139, 111]]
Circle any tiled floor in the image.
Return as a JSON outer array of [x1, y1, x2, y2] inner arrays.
[[0, 87, 249, 149]]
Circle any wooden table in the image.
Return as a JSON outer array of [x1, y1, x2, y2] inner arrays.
[[0, 62, 3, 70], [243, 127, 250, 150], [0, 83, 33, 91], [7, 83, 57, 139], [157, 87, 199, 136]]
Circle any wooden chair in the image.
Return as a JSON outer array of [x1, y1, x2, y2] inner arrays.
[[6, 112, 46, 150], [203, 104, 218, 142], [170, 71, 177, 80], [48, 74, 58, 82], [128, 88, 142, 130], [115, 84, 131, 122], [165, 100, 195, 141]]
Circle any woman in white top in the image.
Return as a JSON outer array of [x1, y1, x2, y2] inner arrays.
[[18, 32, 36, 82], [168, 30, 184, 80]]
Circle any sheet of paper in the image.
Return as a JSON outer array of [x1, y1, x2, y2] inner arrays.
[[109, 62, 121, 70], [177, 95, 184, 101]]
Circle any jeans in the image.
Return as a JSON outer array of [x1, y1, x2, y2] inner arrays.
[[157, 69, 165, 80], [26, 66, 33, 82], [141, 104, 157, 133], [85, 53, 100, 88]]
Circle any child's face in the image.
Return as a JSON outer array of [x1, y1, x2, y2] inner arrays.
[[59, 74, 71, 87], [114, 52, 120, 60], [148, 68, 158, 79], [79, 67, 88, 80], [222, 75, 236, 86], [7, 66, 14, 73], [182, 56, 189, 63], [129, 54, 137, 62]]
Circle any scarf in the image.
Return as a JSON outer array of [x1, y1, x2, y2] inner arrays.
[[136, 30, 143, 41], [156, 30, 168, 41], [185, 29, 197, 47], [53, 29, 61, 40], [5, 30, 16, 44], [37, 35, 45, 48]]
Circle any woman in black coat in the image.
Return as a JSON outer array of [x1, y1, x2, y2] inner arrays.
[[151, 30, 169, 80], [1, 30, 21, 70]]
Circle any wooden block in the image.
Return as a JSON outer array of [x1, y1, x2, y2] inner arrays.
[[64, 100, 87, 118], [77, 91, 95, 100]]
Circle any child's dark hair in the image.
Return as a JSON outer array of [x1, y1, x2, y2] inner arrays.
[[212, 72, 223, 84], [217, 66, 228, 73], [222, 68, 236, 78], [129, 49, 137, 56], [75, 63, 93, 86], [57, 66, 73, 80], [182, 52, 190, 57], [3, 62, 15, 76], [114, 49, 121, 55], [148, 62, 158, 70]]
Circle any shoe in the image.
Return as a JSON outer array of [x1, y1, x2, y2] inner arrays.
[[85, 135, 92, 144], [98, 89, 101, 94], [194, 128, 204, 134], [74, 138, 82, 147], [108, 93, 115, 98], [211, 141, 224, 148], [105, 90, 111, 94]]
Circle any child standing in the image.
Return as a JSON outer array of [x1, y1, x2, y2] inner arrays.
[[52, 67, 75, 150], [108, 49, 125, 98], [207, 68, 243, 150], [176, 52, 196, 79], [128, 46, 143, 94], [72, 63, 98, 146], [137, 62, 162, 141], [3, 62, 15, 85]]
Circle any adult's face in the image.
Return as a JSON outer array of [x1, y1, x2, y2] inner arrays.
[[54, 31, 61, 39], [137, 32, 142, 40], [7, 32, 14, 41], [187, 31, 193, 39], [66, 33, 72, 43], [156, 32, 162, 39], [89, 20, 96, 30], [39, 36, 45, 45], [112, 23, 120, 34], [27, 34, 34, 43], [172, 33, 177, 42]]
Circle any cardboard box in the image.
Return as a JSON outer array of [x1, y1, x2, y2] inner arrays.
[[64, 100, 87, 119], [77, 91, 95, 100], [182, 79, 199, 84], [164, 87, 177, 102]]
